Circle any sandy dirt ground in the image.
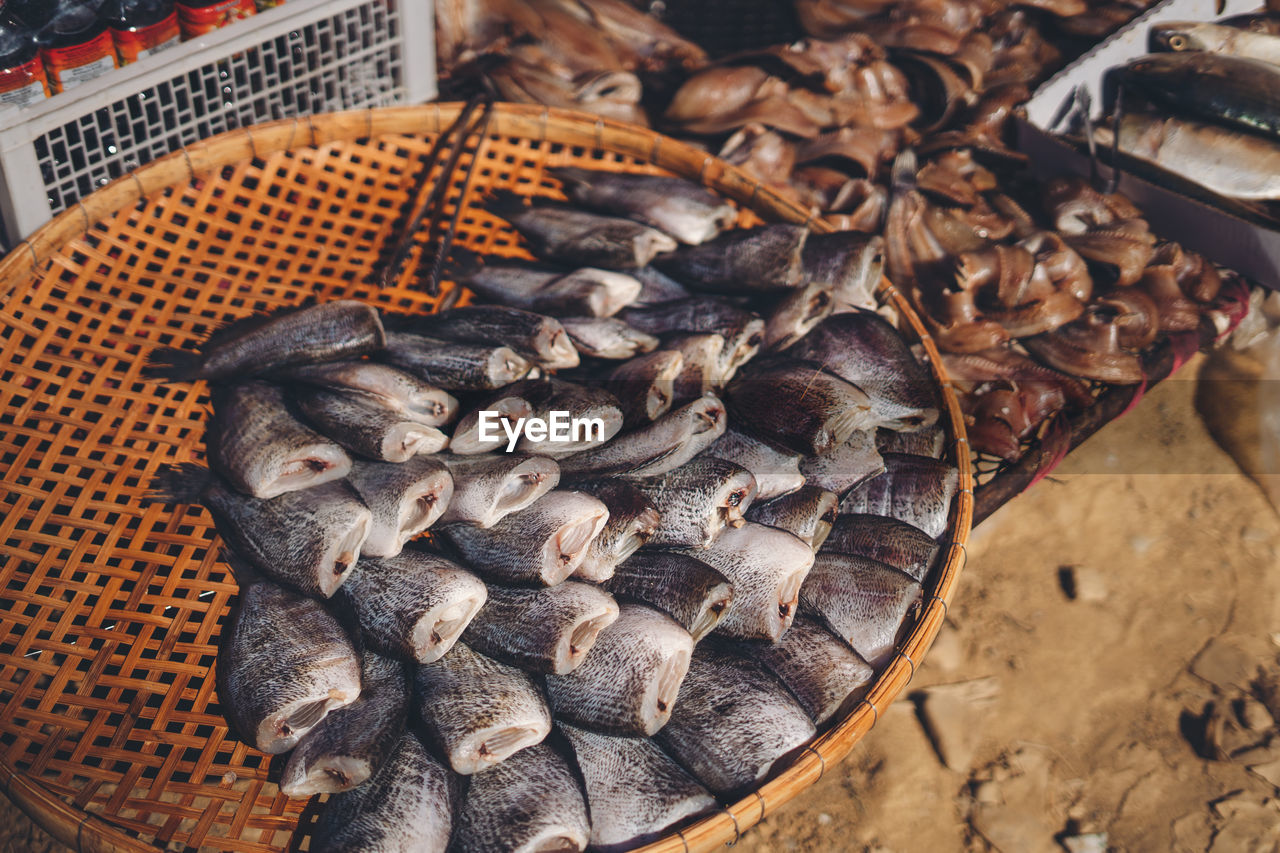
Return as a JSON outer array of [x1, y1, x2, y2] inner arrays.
[[2, 353, 1277, 853]]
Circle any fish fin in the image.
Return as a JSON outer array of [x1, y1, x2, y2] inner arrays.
[[142, 347, 204, 381], [480, 188, 533, 221], [440, 244, 483, 281], [147, 462, 212, 504], [547, 166, 592, 191], [217, 545, 266, 588]]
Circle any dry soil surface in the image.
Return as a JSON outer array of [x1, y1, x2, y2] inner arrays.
[[2, 354, 1277, 853]]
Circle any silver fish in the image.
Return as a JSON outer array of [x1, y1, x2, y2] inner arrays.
[[787, 312, 939, 431], [565, 479, 661, 581], [311, 733, 458, 853], [702, 426, 805, 500], [341, 549, 488, 663], [876, 424, 946, 458], [546, 603, 694, 736], [655, 644, 816, 794], [802, 232, 884, 312], [451, 742, 590, 853], [442, 490, 610, 585], [218, 578, 361, 754], [838, 452, 958, 539], [558, 395, 727, 478], [603, 550, 734, 642], [293, 385, 449, 462], [485, 189, 678, 269], [404, 305, 580, 370], [382, 331, 532, 391], [559, 723, 716, 852], [603, 349, 684, 426], [799, 553, 921, 667], [739, 616, 874, 724], [145, 299, 385, 382], [449, 394, 534, 455], [413, 641, 552, 774], [551, 167, 736, 245], [506, 378, 624, 455], [726, 359, 877, 456], [206, 381, 351, 499], [559, 316, 660, 359], [618, 298, 765, 381], [437, 453, 560, 528], [683, 521, 813, 641], [463, 581, 619, 674], [799, 428, 885, 495], [283, 360, 458, 427], [821, 514, 940, 582], [744, 485, 840, 551], [652, 224, 809, 293], [280, 651, 407, 797], [345, 456, 454, 558], [630, 456, 758, 549], [763, 279, 836, 350]]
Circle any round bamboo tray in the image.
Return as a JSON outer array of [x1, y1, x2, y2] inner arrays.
[[0, 102, 972, 853]]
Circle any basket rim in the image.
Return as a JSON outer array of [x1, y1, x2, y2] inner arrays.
[[0, 101, 972, 853]]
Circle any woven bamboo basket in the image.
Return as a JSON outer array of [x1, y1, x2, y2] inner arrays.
[[0, 102, 973, 853]]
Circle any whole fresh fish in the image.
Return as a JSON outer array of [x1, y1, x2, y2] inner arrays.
[[340, 548, 488, 663], [413, 642, 552, 774], [293, 385, 449, 462], [311, 733, 458, 853], [618, 298, 766, 381], [283, 360, 458, 427], [663, 332, 725, 401], [603, 349, 684, 426], [505, 378, 624, 455], [280, 651, 407, 797], [206, 381, 351, 499], [744, 485, 840, 551], [381, 331, 532, 391], [217, 576, 361, 754], [151, 466, 370, 599], [655, 644, 816, 794], [451, 252, 643, 317], [876, 424, 946, 458], [799, 552, 922, 667], [565, 479, 661, 581], [1151, 20, 1280, 66], [1098, 112, 1280, 201], [701, 426, 805, 501], [726, 359, 877, 456], [144, 299, 385, 382], [442, 490, 610, 585], [802, 232, 884, 312], [787, 312, 940, 431], [546, 603, 694, 736], [345, 456, 454, 558], [822, 513, 941, 582], [559, 723, 716, 852], [603, 550, 734, 642], [762, 278, 836, 350], [799, 429, 885, 495], [449, 394, 534, 455], [558, 395, 727, 478], [738, 616, 874, 724], [437, 453, 560, 527], [559, 316, 659, 359], [485, 189, 678, 269], [462, 581, 620, 674], [652, 223, 809, 293], [551, 167, 736, 245], [839, 452, 958, 539], [1115, 53, 1280, 141], [399, 305, 580, 370], [451, 742, 590, 853], [683, 521, 814, 642], [630, 456, 758, 549]]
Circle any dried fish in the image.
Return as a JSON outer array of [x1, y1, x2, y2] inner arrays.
[[282, 360, 458, 427], [799, 552, 921, 667], [345, 456, 454, 558], [559, 316, 659, 359], [603, 550, 734, 642], [566, 479, 661, 581], [743, 485, 840, 551], [822, 513, 941, 582], [404, 305, 581, 369], [558, 394, 727, 478], [437, 453, 561, 528], [652, 224, 808, 293], [382, 330, 533, 391], [552, 167, 736, 245], [839, 452, 958, 539], [630, 456, 757, 549], [726, 358, 877, 455], [293, 385, 449, 462], [462, 581, 620, 674], [701, 426, 805, 501]]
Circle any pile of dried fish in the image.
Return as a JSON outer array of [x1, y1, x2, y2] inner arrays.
[[146, 166, 960, 852]]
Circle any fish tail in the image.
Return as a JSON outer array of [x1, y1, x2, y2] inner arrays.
[[147, 462, 212, 505], [441, 244, 483, 281], [142, 347, 203, 381], [480, 188, 531, 222], [547, 166, 590, 191], [217, 545, 266, 587]]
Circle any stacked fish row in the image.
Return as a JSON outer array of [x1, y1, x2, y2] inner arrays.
[[147, 167, 960, 852]]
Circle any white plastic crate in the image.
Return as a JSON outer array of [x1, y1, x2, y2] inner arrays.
[[0, 0, 435, 247]]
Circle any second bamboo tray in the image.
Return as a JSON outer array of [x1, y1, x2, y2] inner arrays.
[[0, 102, 972, 852]]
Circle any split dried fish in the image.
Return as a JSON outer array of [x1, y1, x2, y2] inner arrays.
[[630, 456, 758, 549], [451, 253, 644, 317], [566, 479, 661, 581], [799, 428, 886, 495], [559, 316, 660, 359], [449, 394, 534, 455], [558, 394, 727, 478], [743, 485, 840, 551], [823, 513, 941, 582], [727, 358, 877, 455], [382, 331, 533, 391], [702, 426, 806, 501], [283, 359, 458, 427], [293, 385, 449, 462], [552, 167, 736, 245], [652, 223, 809, 292], [400, 305, 581, 370], [736, 615, 874, 724], [839, 452, 958, 539]]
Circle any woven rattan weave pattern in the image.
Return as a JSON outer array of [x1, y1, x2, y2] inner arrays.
[[0, 104, 971, 853]]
